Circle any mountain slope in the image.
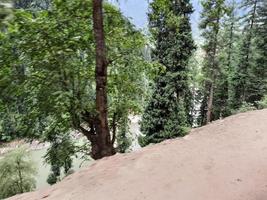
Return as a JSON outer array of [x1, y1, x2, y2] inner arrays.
[[8, 109, 267, 200]]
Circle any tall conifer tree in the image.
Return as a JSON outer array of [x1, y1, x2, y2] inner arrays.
[[232, 0, 259, 107], [213, 1, 240, 118], [139, 0, 195, 146], [251, 0, 267, 104], [198, 0, 226, 124], [230, 0, 267, 109]]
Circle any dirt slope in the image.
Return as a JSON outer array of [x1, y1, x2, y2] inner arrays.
[[9, 109, 267, 200]]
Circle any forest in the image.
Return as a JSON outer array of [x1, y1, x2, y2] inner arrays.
[[0, 0, 266, 198]]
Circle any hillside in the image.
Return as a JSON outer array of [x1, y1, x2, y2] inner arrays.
[[8, 109, 267, 200]]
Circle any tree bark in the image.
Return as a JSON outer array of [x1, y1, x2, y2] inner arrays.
[[206, 7, 221, 124], [242, 0, 258, 102], [92, 0, 115, 159], [206, 82, 214, 123], [111, 112, 117, 145]]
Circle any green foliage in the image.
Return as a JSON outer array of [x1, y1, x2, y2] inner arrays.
[[139, 0, 195, 146], [233, 102, 256, 114], [0, 147, 37, 199], [213, 1, 240, 119], [140, 97, 190, 147], [258, 95, 267, 109], [0, 131, 12, 142], [232, 0, 267, 108], [44, 134, 75, 185], [116, 117, 132, 153], [198, 0, 227, 125], [46, 173, 57, 185], [197, 0, 266, 124], [0, 0, 154, 153]]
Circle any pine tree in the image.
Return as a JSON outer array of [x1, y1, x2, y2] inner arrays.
[[252, 0, 267, 104], [213, 1, 240, 118], [139, 0, 195, 146], [230, 0, 267, 109], [232, 0, 259, 108], [198, 0, 226, 125]]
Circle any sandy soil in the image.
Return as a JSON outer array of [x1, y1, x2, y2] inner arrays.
[[8, 109, 267, 200]]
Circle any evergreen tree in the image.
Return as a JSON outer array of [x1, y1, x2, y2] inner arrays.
[[252, 0, 267, 104], [139, 0, 195, 146], [213, 1, 240, 118], [230, 0, 267, 109], [232, 0, 259, 108], [198, 0, 226, 125]]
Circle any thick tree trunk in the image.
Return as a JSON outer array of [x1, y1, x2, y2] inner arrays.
[[92, 0, 115, 159]]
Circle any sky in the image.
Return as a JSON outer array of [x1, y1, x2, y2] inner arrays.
[[109, 0, 202, 39]]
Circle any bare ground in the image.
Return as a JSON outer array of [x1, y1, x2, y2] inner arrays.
[[8, 109, 267, 200]]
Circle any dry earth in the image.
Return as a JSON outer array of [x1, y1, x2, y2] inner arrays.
[[8, 109, 267, 200]]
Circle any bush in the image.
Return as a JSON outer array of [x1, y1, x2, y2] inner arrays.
[[44, 135, 75, 185], [116, 118, 132, 153], [233, 102, 256, 114], [0, 147, 37, 199], [258, 95, 267, 109]]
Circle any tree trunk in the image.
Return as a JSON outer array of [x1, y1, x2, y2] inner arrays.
[[92, 0, 115, 160], [17, 161, 24, 193], [206, 7, 221, 124], [242, 0, 258, 102], [206, 82, 214, 123]]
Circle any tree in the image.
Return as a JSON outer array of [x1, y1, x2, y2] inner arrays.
[[0, 0, 153, 159], [232, 0, 258, 107], [0, 0, 50, 143], [198, 0, 226, 124], [252, 0, 267, 104], [230, 0, 267, 109], [0, 148, 37, 199], [45, 134, 75, 185], [139, 0, 195, 146], [92, 0, 115, 159], [213, 1, 240, 118]]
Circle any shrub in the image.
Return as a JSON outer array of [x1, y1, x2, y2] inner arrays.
[[233, 102, 256, 114], [116, 118, 132, 153], [0, 147, 37, 199], [44, 135, 75, 185], [258, 95, 267, 109]]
